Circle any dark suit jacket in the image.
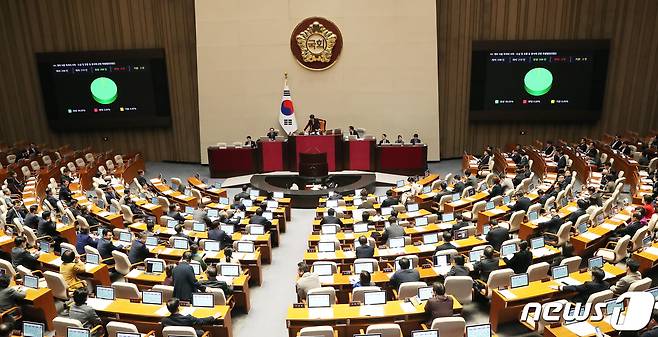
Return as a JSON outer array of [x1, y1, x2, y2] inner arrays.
[[161, 313, 215, 337], [37, 219, 58, 237], [540, 216, 564, 234], [59, 186, 74, 203], [380, 197, 399, 208], [97, 238, 122, 259], [249, 215, 269, 225], [6, 208, 26, 224], [75, 233, 98, 254], [320, 216, 343, 225], [557, 156, 567, 170], [424, 295, 453, 324], [128, 240, 150, 263], [503, 250, 533, 274], [566, 208, 587, 224], [489, 184, 503, 197], [512, 197, 532, 212], [200, 278, 233, 296], [69, 304, 102, 329], [618, 221, 645, 238], [563, 280, 609, 304], [172, 262, 204, 301], [24, 213, 39, 230], [486, 227, 510, 251], [355, 245, 374, 258], [381, 224, 405, 242], [474, 258, 500, 281], [389, 269, 420, 290], [208, 228, 232, 249], [452, 182, 466, 195], [435, 242, 457, 252], [11, 247, 40, 270], [447, 265, 470, 277]]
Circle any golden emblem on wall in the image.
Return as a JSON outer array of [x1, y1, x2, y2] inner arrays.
[[290, 17, 343, 71]]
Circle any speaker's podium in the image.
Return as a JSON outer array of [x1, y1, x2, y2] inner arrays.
[[299, 153, 328, 177], [288, 133, 344, 172]]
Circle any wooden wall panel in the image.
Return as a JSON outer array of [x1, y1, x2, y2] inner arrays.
[[0, 0, 199, 162], [438, 0, 658, 158]]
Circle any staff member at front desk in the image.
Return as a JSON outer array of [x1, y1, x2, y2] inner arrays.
[[303, 114, 321, 134], [550, 267, 608, 304]]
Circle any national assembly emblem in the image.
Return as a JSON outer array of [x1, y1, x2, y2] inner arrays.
[[290, 17, 343, 71]]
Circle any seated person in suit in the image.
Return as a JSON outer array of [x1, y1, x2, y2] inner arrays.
[[473, 246, 499, 281], [511, 192, 532, 212], [485, 220, 510, 251], [610, 259, 642, 296], [424, 282, 453, 324], [356, 189, 373, 209], [189, 244, 207, 271], [123, 196, 146, 220], [348, 126, 359, 138], [488, 176, 504, 197], [389, 257, 420, 290], [540, 208, 564, 235], [296, 262, 320, 299], [447, 255, 469, 277], [167, 205, 186, 223], [75, 227, 98, 255], [45, 189, 60, 211], [208, 220, 232, 249], [97, 229, 123, 263], [6, 200, 26, 224], [614, 212, 645, 239], [353, 270, 374, 288], [503, 240, 533, 274], [355, 212, 374, 231], [320, 208, 343, 226], [37, 211, 67, 253], [432, 182, 452, 202], [267, 127, 278, 140], [0, 275, 25, 312], [379, 134, 390, 145], [452, 175, 465, 195], [173, 252, 205, 301], [555, 267, 608, 304], [10, 236, 40, 270], [381, 217, 405, 243], [566, 199, 589, 224], [244, 136, 256, 148], [59, 179, 75, 206], [161, 298, 219, 337], [5, 171, 24, 195], [355, 236, 374, 259], [128, 232, 150, 264], [451, 213, 470, 231], [60, 249, 86, 290], [173, 224, 195, 245], [544, 141, 555, 156], [436, 232, 456, 252], [395, 135, 404, 144], [550, 243, 574, 268], [69, 288, 103, 333], [464, 170, 478, 188], [249, 208, 270, 227], [23, 205, 39, 230], [410, 133, 422, 145], [200, 265, 232, 296], [235, 185, 250, 201], [381, 190, 399, 208]]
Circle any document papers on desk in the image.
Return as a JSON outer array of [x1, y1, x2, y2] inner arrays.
[[155, 306, 171, 316], [126, 269, 143, 278], [400, 301, 417, 313], [644, 247, 658, 256], [558, 277, 582, 286], [579, 232, 601, 241], [360, 305, 385, 317], [308, 307, 334, 319], [319, 276, 334, 284], [498, 289, 517, 300], [565, 321, 597, 336], [599, 223, 617, 231], [531, 247, 553, 258], [86, 298, 112, 311]]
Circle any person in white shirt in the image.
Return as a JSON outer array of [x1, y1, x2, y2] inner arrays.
[[295, 262, 320, 300]]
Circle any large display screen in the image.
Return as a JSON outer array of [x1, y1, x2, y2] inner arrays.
[[36, 49, 171, 131], [470, 40, 609, 121]]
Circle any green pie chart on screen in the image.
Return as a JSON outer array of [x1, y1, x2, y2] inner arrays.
[[524, 67, 553, 96], [90, 77, 118, 104]]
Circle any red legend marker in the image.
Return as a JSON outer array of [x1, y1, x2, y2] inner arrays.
[[523, 100, 527, 104], [93, 108, 98, 112]]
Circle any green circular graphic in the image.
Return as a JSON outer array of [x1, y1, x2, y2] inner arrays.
[[90, 77, 118, 104], [524, 67, 553, 96]]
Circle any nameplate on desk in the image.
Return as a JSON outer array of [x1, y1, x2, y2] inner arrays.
[[644, 247, 658, 256], [307, 249, 316, 253], [422, 263, 432, 269], [498, 289, 517, 300], [413, 241, 421, 246], [383, 268, 393, 273], [293, 303, 305, 308], [350, 301, 361, 306], [359, 305, 384, 317]]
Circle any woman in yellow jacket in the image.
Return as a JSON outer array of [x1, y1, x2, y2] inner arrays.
[[59, 249, 87, 290]]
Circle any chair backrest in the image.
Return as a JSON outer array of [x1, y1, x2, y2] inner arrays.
[[486, 269, 514, 297], [205, 287, 227, 305], [157, 196, 170, 210], [527, 262, 550, 282], [630, 226, 648, 251], [628, 277, 652, 292], [44, 271, 69, 300], [573, 214, 590, 229], [84, 245, 101, 256], [106, 322, 139, 337], [16, 265, 33, 277], [312, 261, 338, 275], [555, 221, 573, 246], [471, 200, 486, 216], [85, 153, 95, 163], [114, 155, 124, 165], [354, 258, 379, 271], [366, 323, 402, 337], [430, 317, 466, 337], [434, 249, 458, 260], [153, 285, 174, 302], [439, 194, 453, 212], [397, 281, 427, 300], [299, 326, 334, 337], [22, 227, 38, 246], [586, 289, 613, 306], [0, 259, 16, 277], [120, 205, 134, 222], [61, 242, 78, 256], [75, 158, 86, 168], [307, 287, 337, 305], [543, 196, 556, 211], [162, 326, 197, 337], [53, 317, 83, 337], [611, 235, 631, 263], [501, 238, 520, 248], [112, 251, 132, 275], [560, 256, 582, 273], [648, 213, 658, 234], [508, 210, 526, 232], [461, 186, 473, 198], [351, 286, 381, 303], [528, 203, 541, 215], [445, 276, 473, 304], [112, 281, 141, 299], [30, 161, 40, 171]]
